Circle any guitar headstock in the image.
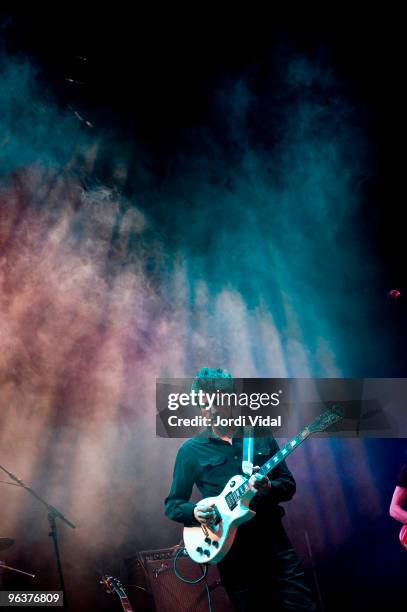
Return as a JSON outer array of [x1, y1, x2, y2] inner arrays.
[[307, 405, 344, 434], [100, 575, 127, 599]]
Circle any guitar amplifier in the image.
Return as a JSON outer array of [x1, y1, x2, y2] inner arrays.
[[125, 545, 233, 612]]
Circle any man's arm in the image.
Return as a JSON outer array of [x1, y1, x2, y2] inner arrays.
[[164, 445, 199, 526], [390, 486, 407, 523]]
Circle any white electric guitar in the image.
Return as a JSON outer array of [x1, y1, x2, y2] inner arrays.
[[183, 406, 343, 564]]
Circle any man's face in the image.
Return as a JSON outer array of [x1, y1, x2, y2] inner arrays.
[[200, 401, 226, 415], [200, 398, 238, 435]]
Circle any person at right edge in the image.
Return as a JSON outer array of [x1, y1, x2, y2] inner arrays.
[[165, 367, 317, 611], [389, 463, 407, 524]]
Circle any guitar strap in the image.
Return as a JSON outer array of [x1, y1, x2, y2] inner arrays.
[[242, 426, 254, 475]]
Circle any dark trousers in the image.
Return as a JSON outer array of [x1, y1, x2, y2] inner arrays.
[[217, 519, 316, 612]]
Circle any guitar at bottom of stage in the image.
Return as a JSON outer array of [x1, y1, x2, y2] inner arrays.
[[183, 406, 343, 564], [100, 575, 134, 612]]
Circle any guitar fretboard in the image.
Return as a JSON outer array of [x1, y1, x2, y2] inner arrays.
[[119, 596, 133, 612], [233, 428, 311, 501]]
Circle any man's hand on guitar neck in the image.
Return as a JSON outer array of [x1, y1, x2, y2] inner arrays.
[[194, 501, 216, 525], [249, 466, 271, 493]]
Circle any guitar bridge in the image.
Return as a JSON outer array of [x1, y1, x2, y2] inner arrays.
[[201, 523, 209, 537], [200, 505, 221, 536], [213, 505, 222, 524]]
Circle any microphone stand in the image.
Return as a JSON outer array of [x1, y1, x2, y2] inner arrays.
[[0, 561, 36, 578], [0, 464, 76, 611]]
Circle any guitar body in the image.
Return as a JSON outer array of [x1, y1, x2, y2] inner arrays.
[[399, 524, 407, 550], [183, 474, 256, 564]]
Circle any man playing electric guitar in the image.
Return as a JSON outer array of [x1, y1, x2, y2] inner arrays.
[[165, 368, 316, 611]]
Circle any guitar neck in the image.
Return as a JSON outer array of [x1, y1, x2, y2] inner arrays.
[[259, 428, 311, 477], [232, 428, 312, 501], [119, 597, 133, 612]]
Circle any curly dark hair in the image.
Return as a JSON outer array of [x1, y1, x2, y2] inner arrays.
[[191, 367, 235, 394]]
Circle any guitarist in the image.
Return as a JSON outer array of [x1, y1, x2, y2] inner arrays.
[[165, 368, 316, 611]]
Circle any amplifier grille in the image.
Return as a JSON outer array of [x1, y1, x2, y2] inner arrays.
[[125, 546, 233, 612]]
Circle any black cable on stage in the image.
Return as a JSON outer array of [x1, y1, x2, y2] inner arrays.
[[173, 547, 213, 612]]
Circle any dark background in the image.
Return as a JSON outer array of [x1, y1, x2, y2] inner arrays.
[[2, 6, 406, 373], [1, 7, 407, 611]]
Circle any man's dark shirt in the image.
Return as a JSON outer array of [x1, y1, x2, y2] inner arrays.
[[165, 432, 296, 527]]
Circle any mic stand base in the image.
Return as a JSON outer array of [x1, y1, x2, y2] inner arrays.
[[48, 510, 69, 611]]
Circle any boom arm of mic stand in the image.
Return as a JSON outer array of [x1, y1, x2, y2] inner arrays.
[[0, 464, 76, 529], [0, 463, 75, 611]]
